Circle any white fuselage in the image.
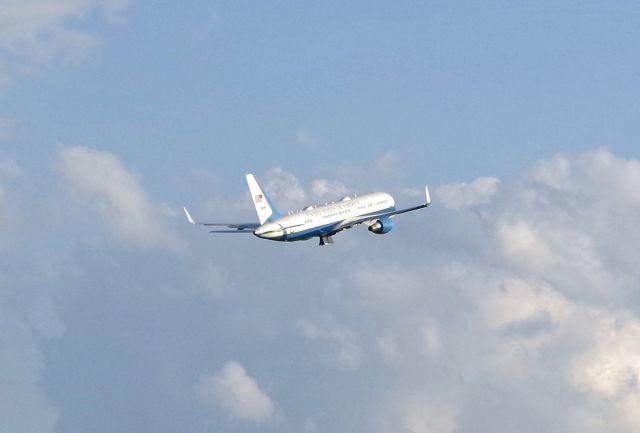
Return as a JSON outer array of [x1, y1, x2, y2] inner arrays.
[[253, 192, 395, 242]]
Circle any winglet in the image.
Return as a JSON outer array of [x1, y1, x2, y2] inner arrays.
[[183, 207, 196, 225], [425, 186, 431, 206]]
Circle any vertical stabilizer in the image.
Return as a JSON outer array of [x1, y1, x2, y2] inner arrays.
[[245, 174, 281, 224]]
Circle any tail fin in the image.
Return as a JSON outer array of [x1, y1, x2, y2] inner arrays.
[[245, 174, 281, 224]]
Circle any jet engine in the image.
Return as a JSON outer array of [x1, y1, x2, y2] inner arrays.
[[368, 217, 394, 234]]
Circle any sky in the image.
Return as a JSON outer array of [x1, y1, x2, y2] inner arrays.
[[2, 1, 640, 432]]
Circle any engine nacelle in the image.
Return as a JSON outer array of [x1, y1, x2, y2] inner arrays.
[[368, 217, 394, 234]]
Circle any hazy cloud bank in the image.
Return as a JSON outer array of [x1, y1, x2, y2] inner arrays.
[[337, 149, 640, 433], [0, 0, 131, 86], [3, 148, 640, 433], [59, 146, 179, 250]]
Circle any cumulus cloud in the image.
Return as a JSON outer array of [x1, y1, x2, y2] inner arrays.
[[196, 361, 274, 422], [436, 176, 500, 210], [235, 150, 640, 432], [8, 148, 640, 433], [254, 153, 409, 212], [497, 220, 564, 267], [309, 178, 349, 199], [262, 167, 350, 207], [568, 313, 640, 432], [0, 0, 131, 86], [58, 146, 177, 249], [469, 272, 640, 432], [533, 149, 640, 204], [263, 166, 307, 207], [343, 149, 640, 433]]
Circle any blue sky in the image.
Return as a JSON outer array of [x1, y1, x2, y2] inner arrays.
[[2, 2, 640, 433]]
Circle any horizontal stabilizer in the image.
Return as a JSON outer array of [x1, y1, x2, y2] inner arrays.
[[183, 207, 259, 231]]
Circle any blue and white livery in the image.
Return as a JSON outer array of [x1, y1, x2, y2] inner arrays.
[[184, 174, 431, 246]]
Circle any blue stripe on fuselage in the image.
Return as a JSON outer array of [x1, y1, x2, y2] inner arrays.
[[282, 223, 339, 241]]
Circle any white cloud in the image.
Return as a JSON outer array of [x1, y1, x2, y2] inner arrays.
[[263, 166, 307, 208], [436, 176, 500, 210], [310, 178, 349, 199], [497, 220, 565, 268], [533, 150, 640, 204], [571, 315, 640, 396], [255, 153, 407, 211], [532, 153, 574, 192], [473, 276, 569, 331], [0, 0, 131, 86], [7, 148, 640, 433], [262, 167, 352, 207], [197, 361, 274, 422], [58, 146, 178, 249], [340, 150, 640, 433], [434, 258, 640, 433], [567, 312, 640, 431]]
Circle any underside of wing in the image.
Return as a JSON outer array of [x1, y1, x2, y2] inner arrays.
[[208, 228, 256, 233], [200, 222, 260, 229], [335, 210, 395, 231]]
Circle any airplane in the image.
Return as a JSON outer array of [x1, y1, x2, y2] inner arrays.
[[184, 174, 431, 246]]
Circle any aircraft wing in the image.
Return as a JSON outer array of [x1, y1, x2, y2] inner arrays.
[[336, 186, 431, 231], [183, 207, 259, 233]]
